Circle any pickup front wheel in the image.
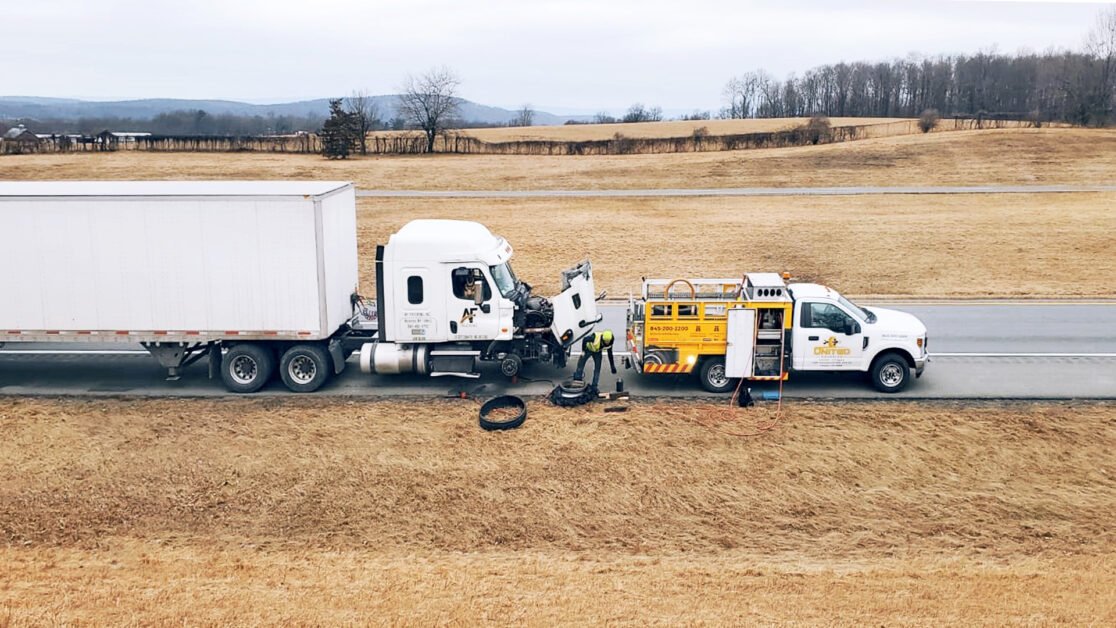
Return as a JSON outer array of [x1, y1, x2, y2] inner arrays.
[[870, 353, 910, 393]]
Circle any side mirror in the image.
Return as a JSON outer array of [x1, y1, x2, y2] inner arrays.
[[473, 290, 484, 306], [480, 303, 491, 314], [844, 320, 860, 335]]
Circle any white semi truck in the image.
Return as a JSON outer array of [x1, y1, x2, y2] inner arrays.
[[0, 181, 600, 393]]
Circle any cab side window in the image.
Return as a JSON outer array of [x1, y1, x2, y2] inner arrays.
[[802, 302, 852, 332], [406, 276, 423, 304], [451, 267, 491, 301]]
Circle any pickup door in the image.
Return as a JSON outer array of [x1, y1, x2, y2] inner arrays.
[[792, 300, 865, 371], [550, 260, 601, 347]]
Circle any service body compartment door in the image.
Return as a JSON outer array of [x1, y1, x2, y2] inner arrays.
[[725, 308, 756, 378]]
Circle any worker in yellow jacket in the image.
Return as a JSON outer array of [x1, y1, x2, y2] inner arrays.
[[572, 329, 617, 388]]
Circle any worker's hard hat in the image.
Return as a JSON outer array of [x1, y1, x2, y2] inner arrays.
[[601, 330, 614, 344]]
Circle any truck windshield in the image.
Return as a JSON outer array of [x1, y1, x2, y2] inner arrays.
[[838, 294, 875, 322], [489, 263, 518, 298]]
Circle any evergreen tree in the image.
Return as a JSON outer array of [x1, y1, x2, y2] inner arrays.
[[320, 99, 358, 159]]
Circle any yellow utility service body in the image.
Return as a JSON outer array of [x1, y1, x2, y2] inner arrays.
[[626, 272, 930, 393]]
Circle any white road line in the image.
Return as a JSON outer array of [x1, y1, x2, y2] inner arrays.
[[0, 350, 148, 355], [356, 185, 1116, 198], [932, 352, 1116, 358], [4, 350, 1115, 358]]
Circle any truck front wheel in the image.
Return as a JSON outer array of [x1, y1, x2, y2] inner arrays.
[[870, 352, 910, 393], [279, 344, 332, 393], [221, 343, 275, 393], [698, 357, 736, 393]]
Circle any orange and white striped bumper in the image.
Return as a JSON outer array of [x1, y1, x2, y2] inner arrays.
[[642, 362, 694, 374]]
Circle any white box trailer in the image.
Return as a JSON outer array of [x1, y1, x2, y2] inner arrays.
[[0, 181, 361, 392]]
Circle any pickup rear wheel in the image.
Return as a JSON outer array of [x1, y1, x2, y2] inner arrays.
[[279, 344, 332, 393], [870, 352, 910, 393], [221, 343, 275, 393], [698, 357, 736, 393]]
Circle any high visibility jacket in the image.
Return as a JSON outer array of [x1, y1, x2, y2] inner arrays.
[[584, 332, 614, 353]]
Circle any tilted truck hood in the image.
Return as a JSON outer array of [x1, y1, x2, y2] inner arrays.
[[866, 306, 927, 337], [550, 260, 601, 347]]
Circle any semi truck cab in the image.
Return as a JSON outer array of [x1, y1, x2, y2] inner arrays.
[[360, 219, 601, 379]]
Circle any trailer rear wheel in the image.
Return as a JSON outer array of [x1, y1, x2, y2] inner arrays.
[[221, 344, 275, 393], [870, 352, 910, 393], [279, 344, 332, 393], [698, 357, 736, 393]]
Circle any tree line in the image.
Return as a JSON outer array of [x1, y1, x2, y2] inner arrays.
[[0, 111, 327, 137], [721, 9, 1116, 126]]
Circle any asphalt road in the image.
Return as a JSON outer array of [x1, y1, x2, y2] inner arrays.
[[3, 302, 1115, 400], [356, 185, 1116, 199]]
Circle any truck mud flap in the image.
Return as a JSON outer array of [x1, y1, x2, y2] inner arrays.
[[328, 338, 346, 375]]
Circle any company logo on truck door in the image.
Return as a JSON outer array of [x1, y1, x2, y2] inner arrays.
[[460, 307, 477, 324], [814, 336, 851, 355]]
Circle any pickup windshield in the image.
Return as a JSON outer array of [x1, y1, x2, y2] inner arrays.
[[839, 294, 875, 323], [489, 262, 518, 298]]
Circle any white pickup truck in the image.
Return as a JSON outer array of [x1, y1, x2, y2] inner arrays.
[[627, 273, 928, 393]]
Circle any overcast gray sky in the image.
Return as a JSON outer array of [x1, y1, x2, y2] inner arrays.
[[4, 0, 1112, 113]]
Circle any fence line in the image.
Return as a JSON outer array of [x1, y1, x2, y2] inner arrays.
[[1, 118, 1041, 157]]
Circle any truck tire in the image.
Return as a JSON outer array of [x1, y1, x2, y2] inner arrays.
[[550, 381, 597, 407], [221, 344, 275, 393], [500, 354, 523, 378], [870, 352, 910, 393], [279, 343, 332, 393], [698, 357, 736, 393], [479, 395, 528, 430]]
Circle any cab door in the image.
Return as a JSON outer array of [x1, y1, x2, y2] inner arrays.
[[393, 267, 438, 341], [792, 301, 864, 371], [446, 265, 502, 342]]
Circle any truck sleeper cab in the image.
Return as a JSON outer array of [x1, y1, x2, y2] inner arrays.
[[627, 273, 928, 393]]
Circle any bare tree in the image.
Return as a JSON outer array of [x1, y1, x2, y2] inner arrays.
[[1086, 6, 1116, 125], [621, 103, 663, 123], [344, 90, 380, 155], [512, 104, 535, 127], [397, 67, 462, 153]]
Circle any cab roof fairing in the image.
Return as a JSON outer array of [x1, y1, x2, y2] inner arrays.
[[385, 219, 513, 266]]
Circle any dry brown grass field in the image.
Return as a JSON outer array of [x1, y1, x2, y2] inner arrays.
[[3, 128, 1114, 190], [0, 397, 1112, 624], [355, 193, 1116, 298], [4, 128, 1115, 298], [424, 116, 911, 142]]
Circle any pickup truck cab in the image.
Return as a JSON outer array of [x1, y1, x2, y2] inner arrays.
[[787, 282, 928, 391]]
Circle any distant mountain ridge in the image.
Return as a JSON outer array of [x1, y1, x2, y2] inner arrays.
[[0, 95, 586, 126]]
